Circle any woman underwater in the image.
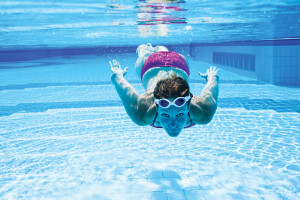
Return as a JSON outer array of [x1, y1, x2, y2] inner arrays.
[[110, 43, 219, 137]]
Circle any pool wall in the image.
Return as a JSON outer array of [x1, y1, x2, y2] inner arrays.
[[1, 39, 299, 87], [192, 39, 300, 87]]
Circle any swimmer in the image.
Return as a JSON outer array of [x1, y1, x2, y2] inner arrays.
[[110, 43, 219, 137]]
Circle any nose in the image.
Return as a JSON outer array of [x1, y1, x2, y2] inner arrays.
[[169, 118, 177, 128]]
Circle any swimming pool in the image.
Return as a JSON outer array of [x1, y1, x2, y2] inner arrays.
[[1, 0, 300, 200], [1, 53, 299, 199]]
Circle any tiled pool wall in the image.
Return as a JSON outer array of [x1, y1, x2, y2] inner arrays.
[[1, 39, 299, 86], [191, 39, 300, 87]]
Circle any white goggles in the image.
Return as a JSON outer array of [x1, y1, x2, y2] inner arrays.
[[154, 94, 191, 108]]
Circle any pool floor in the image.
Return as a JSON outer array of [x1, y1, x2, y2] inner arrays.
[[0, 54, 299, 199]]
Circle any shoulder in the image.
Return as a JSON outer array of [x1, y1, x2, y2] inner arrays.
[[139, 89, 155, 105], [134, 90, 156, 126]]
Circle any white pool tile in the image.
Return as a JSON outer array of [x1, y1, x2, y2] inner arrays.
[[166, 190, 187, 200], [147, 178, 166, 192], [130, 178, 150, 193], [184, 190, 206, 200], [149, 191, 168, 200]]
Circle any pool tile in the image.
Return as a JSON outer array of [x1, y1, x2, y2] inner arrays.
[[147, 178, 166, 192], [130, 178, 150, 193], [130, 192, 150, 200], [236, 187, 263, 200], [202, 189, 242, 200], [167, 190, 186, 200], [184, 189, 206, 200], [131, 167, 149, 178], [148, 170, 163, 178], [163, 177, 182, 192], [149, 191, 168, 200], [162, 170, 180, 178], [111, 193, 131, 199]]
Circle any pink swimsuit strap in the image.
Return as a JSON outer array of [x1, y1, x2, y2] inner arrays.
[[141, 51, 189, 80]]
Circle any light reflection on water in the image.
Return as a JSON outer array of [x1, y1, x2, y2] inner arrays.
[[1, 0, 299, 48]]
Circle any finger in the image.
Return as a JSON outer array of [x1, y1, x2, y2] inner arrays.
[[109, 61, 114, 71], [207, 69, 209, 74], [124, 67, 128, 72], [113, 60, 117, 67], [198, 72, 204, 77], [116, 60, 120, 67], [213, 66, 216, 71]]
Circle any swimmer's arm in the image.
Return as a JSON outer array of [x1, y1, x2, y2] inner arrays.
[[111, 73, 156, 126], [110, 60, 155, 125], [190, 67, 219, 124]]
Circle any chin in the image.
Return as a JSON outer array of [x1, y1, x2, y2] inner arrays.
[[167, 131, 181, 137]]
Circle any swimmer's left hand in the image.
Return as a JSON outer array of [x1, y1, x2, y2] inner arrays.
[[199, 66, 219, 82], [110, 60, 128, 78]]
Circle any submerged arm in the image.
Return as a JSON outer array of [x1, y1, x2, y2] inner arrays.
[[110, 60, 156, 126], [190, 66, 219, 124]]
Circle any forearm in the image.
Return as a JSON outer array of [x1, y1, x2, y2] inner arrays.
[[200, 75, 219, 103], [191, 75, 219, 123], [111, 74, 140, 118]]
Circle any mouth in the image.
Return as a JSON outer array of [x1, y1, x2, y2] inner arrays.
[[167, 129, 181, 137], [169, 129, 179, 132]]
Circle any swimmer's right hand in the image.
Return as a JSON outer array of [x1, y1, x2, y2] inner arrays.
[[110, 60, 128, 78]]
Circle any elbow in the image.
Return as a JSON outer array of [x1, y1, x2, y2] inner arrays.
[[130, 111, 150, 126], [202, 113, 214, 124], [133, 119, 149, 126], [201, 104, 217, 124]]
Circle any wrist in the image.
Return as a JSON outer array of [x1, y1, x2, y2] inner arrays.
[[111, 73, 124, 84]]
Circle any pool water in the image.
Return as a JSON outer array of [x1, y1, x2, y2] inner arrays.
[[1, 0, 300, 48], [0, 53, 299, 199]]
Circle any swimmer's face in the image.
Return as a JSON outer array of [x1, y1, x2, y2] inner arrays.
[[157, 97, 189, 137]]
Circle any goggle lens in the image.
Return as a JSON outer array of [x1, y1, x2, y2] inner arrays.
[[160, 100, 170, 107], [175, 98, 185, 106]]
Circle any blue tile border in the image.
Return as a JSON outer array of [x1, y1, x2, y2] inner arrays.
[[1, 39, 299, 62], [191, 38, 300, 47], [0, 44, 191, 62], [0, 46, 137, 62]]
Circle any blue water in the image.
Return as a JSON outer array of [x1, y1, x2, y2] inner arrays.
[[1, 0, 300, 199], [1, 0, 300, 48], [0, 53, 299, 199]]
